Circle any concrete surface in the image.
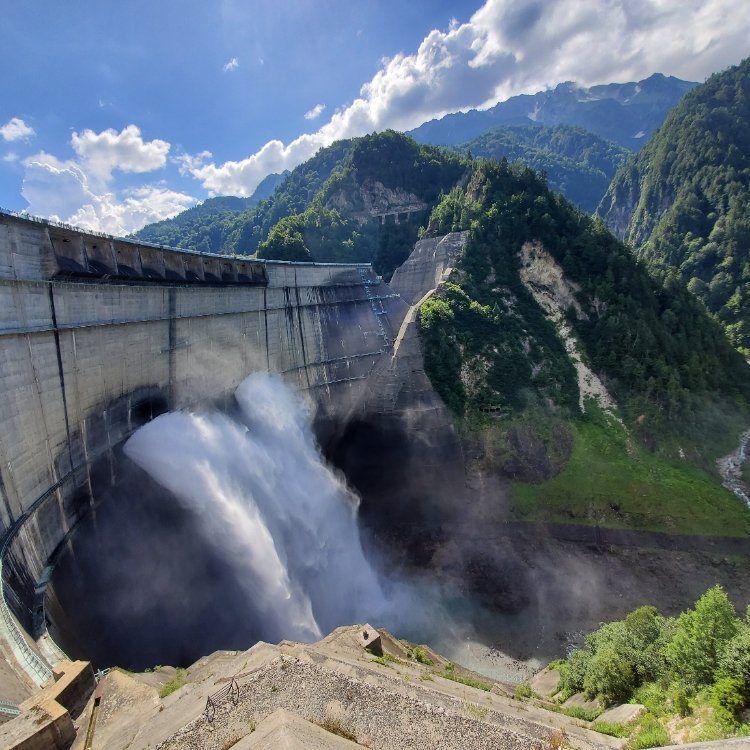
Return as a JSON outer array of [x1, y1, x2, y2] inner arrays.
[[0, 210, 412, 689], [596, 703, 645, 725], [0, 659, 94, 750], [68, 625, 620, 750], [235, 708, 362, 749], [529, 667, 561, 699], [563, 692, 602, 713]]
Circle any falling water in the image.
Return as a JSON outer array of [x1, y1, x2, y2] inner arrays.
[[124, 372, 395, 644]]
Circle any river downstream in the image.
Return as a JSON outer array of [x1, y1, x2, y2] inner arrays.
[[717, 429, 750, 507]]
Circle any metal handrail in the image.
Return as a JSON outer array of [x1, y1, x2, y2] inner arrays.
[[204, 678, 240, 723], [0, 700, 20, 717], [0, 482, 61, 688]]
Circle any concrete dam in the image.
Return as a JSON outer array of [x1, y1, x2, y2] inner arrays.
[[0, 211, 465, 684]]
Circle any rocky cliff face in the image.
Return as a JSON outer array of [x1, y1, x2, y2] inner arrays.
[[518, 241, 619, 419], [328, 177, 428, 223]]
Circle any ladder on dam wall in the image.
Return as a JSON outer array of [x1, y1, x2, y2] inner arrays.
[[359, 268, 391, 347]]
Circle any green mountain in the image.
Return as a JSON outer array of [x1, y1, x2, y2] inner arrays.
[[133, 140, 359, 257], [454, 124, 629, 212], [132, 171, 288, 252], [599, 58, 750, 353], [134, 130, 750, 534], [408, 74, 696, 150], [137, 132, 466, 279]]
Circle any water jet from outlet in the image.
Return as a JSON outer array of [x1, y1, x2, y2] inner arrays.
[[124, 372, 412, 644]]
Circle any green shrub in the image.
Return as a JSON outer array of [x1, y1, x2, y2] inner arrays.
[[718, 623, 750, 689], [515, 682, 532, 699], [667, 585, 740, 691], [592, 721, 630, 737], [159, 668, 186, 699], [406, 646, 434, 666], [558, 649, 590, 698], [711, 677, 747, 728], [437, 662, 492, 691], [631, 683, 669, 718], [560, 705, 601, 722], [584, 646, 635, 705], [626, 715, 670, 749], [672, 686, 691, 717]]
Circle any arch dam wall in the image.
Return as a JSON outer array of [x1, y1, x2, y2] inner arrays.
[[0, 211, 422, 663]]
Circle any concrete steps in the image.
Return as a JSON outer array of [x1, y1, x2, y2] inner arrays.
[[63, 625, 624, 750]]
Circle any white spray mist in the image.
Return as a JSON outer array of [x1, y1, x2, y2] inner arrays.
[[123, 372, 396, 644]]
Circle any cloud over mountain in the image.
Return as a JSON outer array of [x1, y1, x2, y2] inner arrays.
[[22, 127, 194, 234], [184, 0, 750, 197]]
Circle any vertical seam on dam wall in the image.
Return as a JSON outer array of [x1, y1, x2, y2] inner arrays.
[[294, 269, 311, 388], [168, 287, 176, 407], [0, 455, 13, 527], [47, 285, 75, 475], [263, 287, 270, 371]]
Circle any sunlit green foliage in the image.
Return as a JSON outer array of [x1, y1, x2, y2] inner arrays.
[[556, 587, 750, 745], [455, 124, 630, 212], [420, 158, 750, 456], [668, 585, 740, 691], [600, 57, 750, 353]]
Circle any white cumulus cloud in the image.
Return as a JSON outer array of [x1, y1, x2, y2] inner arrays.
[[21, 126, 195, 234], [0, 117, 35, 142], [304, 103, 326, 121], [223, 57, 240, 72], [184, 0, 750, 197], [173, 150, 213, 176], [71, 124, 170, 186], [68, 186, 198, 236]]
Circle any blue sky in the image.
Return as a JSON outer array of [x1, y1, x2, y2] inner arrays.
[[2, 0, 749, 234]]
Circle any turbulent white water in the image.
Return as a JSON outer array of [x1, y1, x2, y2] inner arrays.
[[124, 372, 398, 644]]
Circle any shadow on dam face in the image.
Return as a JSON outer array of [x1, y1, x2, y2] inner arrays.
[[48, 408, 460, 671], [47, 449, 270, 671]]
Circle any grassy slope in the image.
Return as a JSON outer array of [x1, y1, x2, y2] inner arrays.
[[511, 411, 750, 536]]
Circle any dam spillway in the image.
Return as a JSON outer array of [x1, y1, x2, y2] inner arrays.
[[0, 210, 469, 683]]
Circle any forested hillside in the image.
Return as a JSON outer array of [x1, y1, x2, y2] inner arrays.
[[131, 127, 750, 533], [137, 131, 468, 280], [419, 158, 750, 533], [455, 124, 629, 212], [133, 140, 355, 255], [599, 57, 750, 353], [132, 171, 286, 252]]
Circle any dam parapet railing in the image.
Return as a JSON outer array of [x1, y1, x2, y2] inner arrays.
[[0, 207, 373, 289]]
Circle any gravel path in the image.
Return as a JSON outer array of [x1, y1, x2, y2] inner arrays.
[[157, 653, 615, 750]]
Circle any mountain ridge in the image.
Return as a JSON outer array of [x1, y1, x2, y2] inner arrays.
[[598, 57, 750, 353], [408, 73, 697, 150]]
